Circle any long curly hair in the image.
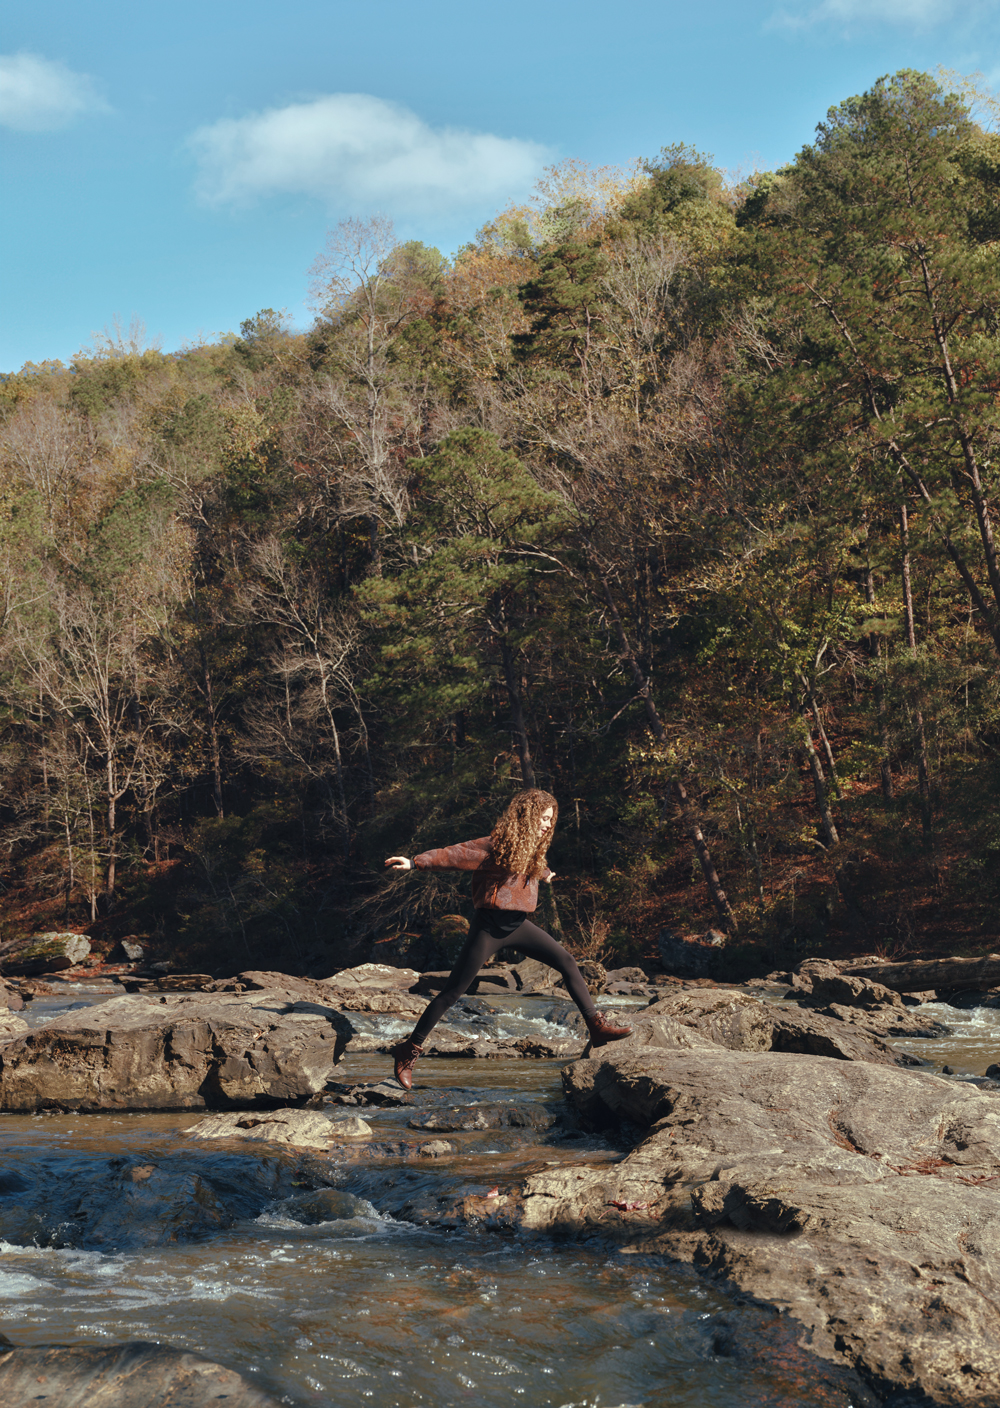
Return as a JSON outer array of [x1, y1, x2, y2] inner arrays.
[[489, 789, 558, 878]]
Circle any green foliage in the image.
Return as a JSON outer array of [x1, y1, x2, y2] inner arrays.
[[2, 70, 1000, 975]]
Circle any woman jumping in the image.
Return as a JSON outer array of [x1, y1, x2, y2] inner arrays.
[[384, 788, 631, 1089]]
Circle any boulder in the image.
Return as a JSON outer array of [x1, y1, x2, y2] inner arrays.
[[407, 1102, 559, 1133], [186, 1107, 371, 1149], [0, 931, 90, 976], [543, 1045, 1000, 1407], [657, 929, 723, 978], [635, 987, 904, 1066], [0, 1340, 282, 1407], [324, 962, 422, 990], [111, 938, 145, 962], [0, 985, 355, 1112]]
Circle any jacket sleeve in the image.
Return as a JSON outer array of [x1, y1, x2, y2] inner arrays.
[[412, 837, 493, 872]]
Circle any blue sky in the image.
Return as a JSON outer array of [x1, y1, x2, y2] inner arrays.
[[2, 0, 998, 372]]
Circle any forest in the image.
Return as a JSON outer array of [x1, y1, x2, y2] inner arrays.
[[0, 68, 998, 979]]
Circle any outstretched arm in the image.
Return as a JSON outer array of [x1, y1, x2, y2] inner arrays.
[[385, 856, 412, 870]]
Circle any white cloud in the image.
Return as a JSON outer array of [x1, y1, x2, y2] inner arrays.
[[770, 0, 964, 27], [0, 52, 109, 132], [189, 93, 551, 215]]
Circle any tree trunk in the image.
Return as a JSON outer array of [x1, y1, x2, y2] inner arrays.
[[863, 559, 894, 800], [670, 779, 739, 933], [198, 637, 225, 818], [900, 504, 932, 848], [498, 636, 536, 788], [800, 723, 840, 847]]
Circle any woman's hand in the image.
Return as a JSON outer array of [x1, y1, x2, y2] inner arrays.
[[385, 855, 412, 870], [542, 871, 556, 884]]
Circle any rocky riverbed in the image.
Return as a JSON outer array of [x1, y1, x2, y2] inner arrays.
[[1, 960, 998, 1406]]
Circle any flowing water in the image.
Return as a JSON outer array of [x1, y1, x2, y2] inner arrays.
[[4, 979, 997, 1407]]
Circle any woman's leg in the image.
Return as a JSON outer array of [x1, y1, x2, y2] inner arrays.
[[505, 919, 599, 1018], [409, 924, 506, 1046]]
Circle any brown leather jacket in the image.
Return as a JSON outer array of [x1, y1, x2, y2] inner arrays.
[[412, 836, 551, 912]]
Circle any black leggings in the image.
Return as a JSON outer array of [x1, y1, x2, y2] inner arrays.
[[410, 911, 597, 1046]]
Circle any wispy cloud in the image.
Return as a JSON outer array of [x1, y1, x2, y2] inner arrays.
[[770, 0, 960, 28], [189, 93, 551, 215], [0, 52, 109, 132]]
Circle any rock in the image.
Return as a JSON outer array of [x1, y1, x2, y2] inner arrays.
[[322, 1080, 410, 1107], [418, 1140, 455, 1157], [0, 984, 355, 1112], [657, 929, 722, 978], [0, 1012, 29, 1045], [327, 990, 426, 1017], [408, 1102, 558, 1133], [0, 981, 24, 1012], [808, 972, 905, 1009], [842, 952, 1000, 995], [987, 1063, 1000, 1079], [541, 1045, 1000, 1407], [605, 966, 648, 984], [509, 956, 554, 991], [112, 938, 145, 962], [0, 931, 90, 977], [0, 1340, 283, 1407], [325, 962, 422, 990], [503, 1036, 585, 1059], [329, 1114, 373, 1138], [475, 966, 517, 992], [638, 986, 903, 1066], [186, 1107, 366, 1149]]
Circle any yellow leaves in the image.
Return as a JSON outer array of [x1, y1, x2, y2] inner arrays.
[[222, 402, 269, 467]]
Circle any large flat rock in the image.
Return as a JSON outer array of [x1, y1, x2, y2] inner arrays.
[[507, 1045, 1000, 1406], [0, 931, 90, 976], [0, 1339, 283, 1407], [0, 987, 354, 1112]]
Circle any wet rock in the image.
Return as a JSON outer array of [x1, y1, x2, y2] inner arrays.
[[987, 1063, 1000, 1079], [418, 1139, 455, 1157], [0, 987, 354, 1111], [322, 1080, 410, 1107], [0, 1340, 283, 1407], [186, 1107, 368, 1149], [535, 1046, 1000, 1408], [503, 1036, 585, 1059], [0, 931, 91, 976], [408, 1102, 559, 1133]]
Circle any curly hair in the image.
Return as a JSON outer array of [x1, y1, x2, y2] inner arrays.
[[490, 789, 558, 879]]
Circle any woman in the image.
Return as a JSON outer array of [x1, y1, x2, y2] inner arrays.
[[384, 788, 631, 1089]]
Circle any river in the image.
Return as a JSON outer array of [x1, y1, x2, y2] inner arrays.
[[3, 981, 997, 1406]]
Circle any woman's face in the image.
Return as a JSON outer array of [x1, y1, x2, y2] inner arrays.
[[538, 806, 554, 836]]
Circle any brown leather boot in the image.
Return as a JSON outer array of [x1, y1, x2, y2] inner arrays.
[[392, 1037, 424, 1090], [585, 1011, 632, 1047]]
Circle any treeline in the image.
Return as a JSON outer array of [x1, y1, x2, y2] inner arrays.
[[1, 70, 998, 974]]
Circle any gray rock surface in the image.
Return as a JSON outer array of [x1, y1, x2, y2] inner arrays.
[[518, 1045, 1000, 1406], [0, 1340, 282, 1407], [0, 984, 354, 1111], [638, 987, 906, 1065], [0, 931, 91, 976], [186, 1107, 371, 1148], [0, 1011, 29, 1046]]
